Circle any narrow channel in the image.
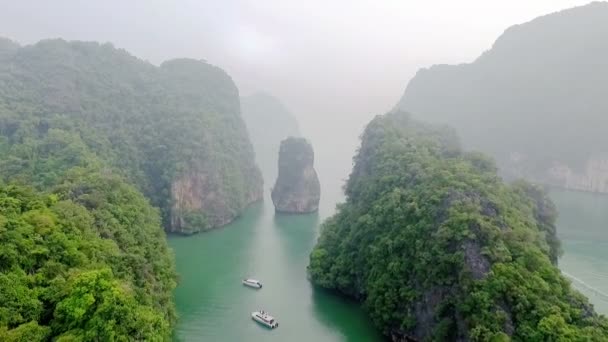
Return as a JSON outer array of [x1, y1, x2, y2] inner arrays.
[[170, 187, 608, 341]]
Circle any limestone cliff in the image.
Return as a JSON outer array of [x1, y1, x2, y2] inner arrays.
[[170, 165, 263, 233], [396, 2, 608, 193], [0, 38, 263, 235], [503, 153, 608, 193], [309, 111, 606, 341], [271, 137, 320, 213], [159, 59, 264, 233], [547, 158, 608, 193]]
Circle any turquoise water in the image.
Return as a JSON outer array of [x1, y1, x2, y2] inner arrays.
[[553, 189, 608, 314], [168, 197, 383, 342], [168, 187, 608, 341]]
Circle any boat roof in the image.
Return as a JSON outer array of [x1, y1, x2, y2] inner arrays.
[[254, 311, 275, 320], [245, 279, 260, 282]]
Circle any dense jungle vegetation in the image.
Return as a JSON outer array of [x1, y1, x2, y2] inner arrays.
[[0, 37, 261, 340], [0, 176, 176, 340], [0, 38, 261, 231], [309, 111, 608, 341]]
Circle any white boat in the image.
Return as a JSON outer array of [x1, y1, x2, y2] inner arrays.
[[242, 278, 262, 289], [251, 310, 278, 329]]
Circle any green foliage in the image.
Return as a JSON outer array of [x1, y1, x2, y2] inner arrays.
[[0, 38, 264, 338], [0, 39, 273, 340], [308, 111, 608, 340], [511, 180, 562, 264], [180, 210, 209, 234], [0, 179, 176, 341], [0, 321, 51, 342], [0, 38, 261, 230], [0, 36, 265, 339]]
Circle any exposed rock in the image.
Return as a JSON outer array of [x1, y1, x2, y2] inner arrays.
[[271, 137, 320, 213], [309, 111, 607, 341], [0, 38, 263, 235], [547, 157, 608, 193], [170, 165, 263, 234], [157, 58, 264, 234], [463, 240, 491, 280]]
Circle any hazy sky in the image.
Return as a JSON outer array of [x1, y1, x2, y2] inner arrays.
[[0, 0, 596, 196]]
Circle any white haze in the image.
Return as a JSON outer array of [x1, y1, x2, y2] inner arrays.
[[0, 0, 595, 204]]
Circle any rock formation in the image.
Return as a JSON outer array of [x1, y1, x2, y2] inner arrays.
[[0, 38, 263, 234], [309, 111, 606, 341], [271, 137, 320, 213], [396, 2, 608, 193]]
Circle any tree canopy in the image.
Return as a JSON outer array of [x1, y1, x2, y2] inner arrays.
[[309, 111, 608, 341], [0, 38, 261, 231], [0, 177, 176, 341], [0, 37, 262, 339]]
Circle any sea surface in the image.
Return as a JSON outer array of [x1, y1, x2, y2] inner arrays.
[[169, 188, 608, 341], [552, 189, 608, 315], [169, 196, 383, 341]]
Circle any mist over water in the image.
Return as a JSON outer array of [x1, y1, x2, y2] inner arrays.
[[0, 1, 593, 157], [0, 1, 607, 341], [553, 190, 608, 315], [167, 160, 608, 341]]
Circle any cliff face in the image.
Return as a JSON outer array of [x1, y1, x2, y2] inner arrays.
[[547, 157, 608, 193], [158, 59, 263, 233], [271, 137, 320, 213], [170, 167, 263, 233], [396, 2, 608, 192], [309, 111, 607, 341], [502, 153, 608, 193], [0, 38, 262, 234], [241, 92, 301, 183]]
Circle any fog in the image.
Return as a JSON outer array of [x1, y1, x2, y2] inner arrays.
[[0, 0, 594, 200]]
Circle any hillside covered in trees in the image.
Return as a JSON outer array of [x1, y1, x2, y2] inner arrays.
[[0, 38, 262, 234], [309, 111, 608, 341], [397, 2, 608, 193], [0, 179, 176, 341], [0, 37, 264, 340]]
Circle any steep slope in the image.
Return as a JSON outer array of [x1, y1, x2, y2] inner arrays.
[[309, 111, 608, 341], [397, 2, 608, 192], [0, 37, 265, 339], [271, 137, 320, 213], [241, 92, 301, 184], [0, 38, 262, 233]]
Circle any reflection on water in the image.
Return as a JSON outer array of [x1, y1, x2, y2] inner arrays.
[[273, 211, 320, 264], [169, 188, 608, 342], [169, 199, 381, 341]]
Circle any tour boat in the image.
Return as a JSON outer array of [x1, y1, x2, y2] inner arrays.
[[251, 310, 279, 329], [242, 278, 263, 289]]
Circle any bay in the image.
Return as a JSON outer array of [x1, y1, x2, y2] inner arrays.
[[169, 194, 383, 341], [169, 185, 608, 341]]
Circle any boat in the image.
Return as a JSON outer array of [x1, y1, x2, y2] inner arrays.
[[251, 310, 279, 329], [242, 278, 263, 289]]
